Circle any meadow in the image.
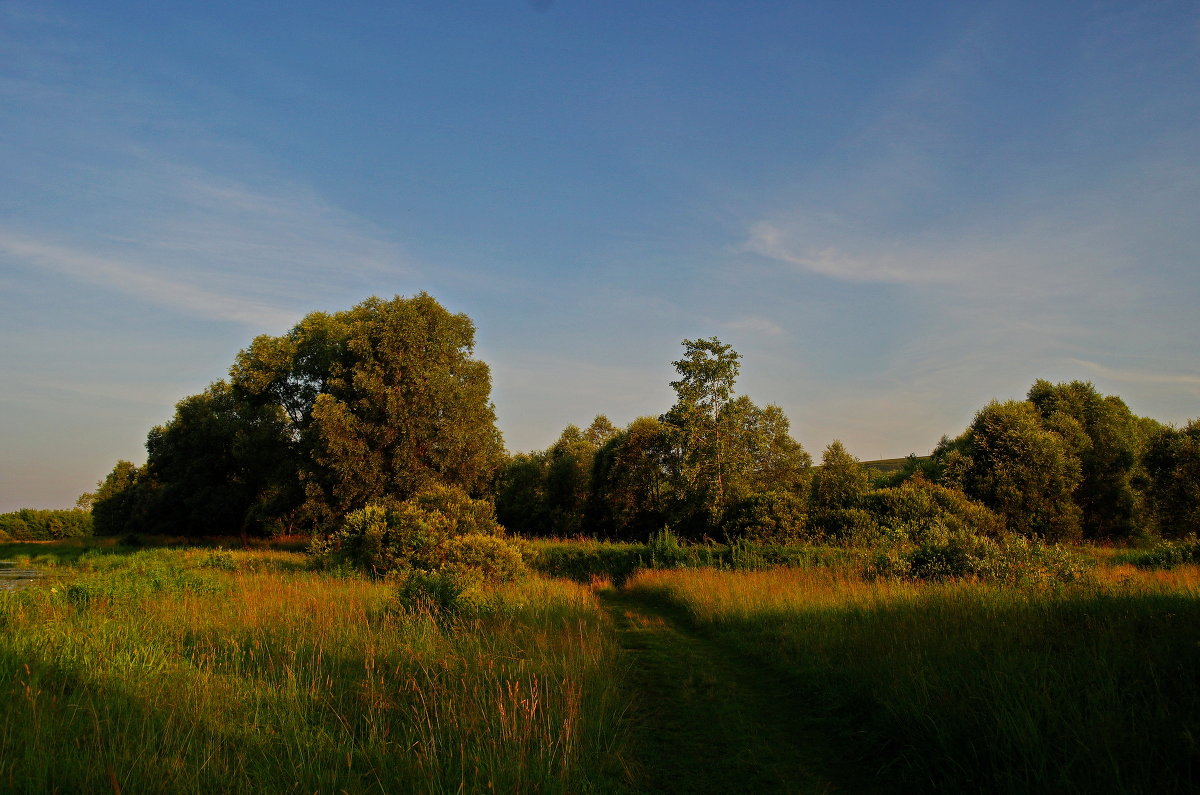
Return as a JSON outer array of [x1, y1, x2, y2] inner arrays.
[[1, 537, 1198, 793], [0, 542, 630, 793]]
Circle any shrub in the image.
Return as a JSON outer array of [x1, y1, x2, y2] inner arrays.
[[870, 533, 1092, 587], [811, 508, 883, 545], [443, 533, 526, 583], [313, 486, 527, 618], [1124, 534, 1200, 569], [395, 568, 491, 616], [721, 491, 809, 542], [862, 478, 1004, 543]]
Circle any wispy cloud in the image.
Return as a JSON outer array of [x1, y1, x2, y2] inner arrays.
[[724, 314, 784, 336], [0, 232, 298, 328], [744, 222, 954, 284], [1068, 359, 1200, 388]]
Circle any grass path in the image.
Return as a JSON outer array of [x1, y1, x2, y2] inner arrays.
[[602, 588, 890, 795]]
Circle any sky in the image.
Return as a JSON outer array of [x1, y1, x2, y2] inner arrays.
[[2, 0, 1199, 511]]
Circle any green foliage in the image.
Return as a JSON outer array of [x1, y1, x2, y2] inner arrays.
[[659, 338, 812, 536], [494, 451, 551, 535], [108, 293, 506, 538], [810, 441, 870, 512], [90, 460, 141, 535], [721, 491, 809, 542], [443, 533, 526, 583], [645, 528, 694, 568], [937, 400, 1083, 541], [871, 533, 1093, 586], [1143, 419, 1200, 538], [524, 539, 648, 584], [1027, 380, 1145, 540], [587, 416, 674, 540], [859, 476, 1005, 543], [1123, 534, 1200, 569], [315, 487, 525, 594], [496, 416, 621, 539], [810, 507, 881, 545], [140, 380, 298, 536], [0, 508, 92, 540]]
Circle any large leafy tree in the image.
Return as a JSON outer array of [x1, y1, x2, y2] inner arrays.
[[587, 416, 674, 540], [140, 380, 298, 536], [660, 337, 741, 527], [232, 293, 505, 530], [101, 293, 504, 537], [90, 459, 145, 535], [1026, 380, 1144, 539], [1143, 419, 1200, 538], [938, 400, 1083, 541], [659, 337, 811, 535]]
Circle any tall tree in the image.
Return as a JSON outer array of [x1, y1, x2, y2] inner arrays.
[[938, 400, 1083, 541], [660, 337, 742, 531], [810, 441, 870, 512], [721, 397, 812, 500], [1027, 380, 1143, 539], [90, 459, 144, 535], [1143, 419, 1200, 538], [232, 293, 505, 529], [544, 416, 618, 535], [140, 380, 298, 536], [587, 417, 674, 540]]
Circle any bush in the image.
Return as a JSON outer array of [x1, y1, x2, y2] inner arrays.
[[870, 533, 1092, 587], [1124, 534, 1200, 569], [313, 486, 527, 618], [721, 491, 809, 542], [862, 478, 1004, 543], [810, 508, 882, 545], [443, 533, 526, 584], [395, 568, 492, 616]]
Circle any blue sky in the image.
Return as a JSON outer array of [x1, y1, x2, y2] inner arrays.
[[2, 0, 1198, 511]]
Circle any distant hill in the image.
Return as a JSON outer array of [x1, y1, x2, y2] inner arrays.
[[860, 456, 928, 474]]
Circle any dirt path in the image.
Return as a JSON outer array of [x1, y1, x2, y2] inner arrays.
[[602, 589, 889, 795]]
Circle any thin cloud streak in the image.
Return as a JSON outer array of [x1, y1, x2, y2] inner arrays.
[[0, 232, 299, 328], [1069, 359, 1200, 388]]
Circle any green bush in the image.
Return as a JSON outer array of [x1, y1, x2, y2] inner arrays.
[[394, 568, 492, 616], [811, 508, 882, 545], [313, 487, 527, 617], [1123, 534, 1200, 569], [443, 533, 526, 584], [870, 533, 1092, 587], [721, 491, 809, 542], [862, 478, 1004, 543]]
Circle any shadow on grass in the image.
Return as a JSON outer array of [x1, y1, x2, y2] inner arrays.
[[621, 584, 1200, 794]]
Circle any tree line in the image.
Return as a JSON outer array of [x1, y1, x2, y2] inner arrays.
[[83, 293, 1199, 545], [0, 508, 92, 541]]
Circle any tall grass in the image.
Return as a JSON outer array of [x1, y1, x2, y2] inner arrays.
[[0, 547, 631, 793], [624, 565, 1200, 793]]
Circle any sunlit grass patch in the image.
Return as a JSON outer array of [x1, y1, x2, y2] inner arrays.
[[0, 549, 631, 793]]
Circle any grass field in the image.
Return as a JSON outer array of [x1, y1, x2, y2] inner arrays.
[[2, 538, 1197, 793], [0, 544, 631, 793]]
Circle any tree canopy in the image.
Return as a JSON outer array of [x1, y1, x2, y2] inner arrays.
[[94, 294, 505, 536]]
